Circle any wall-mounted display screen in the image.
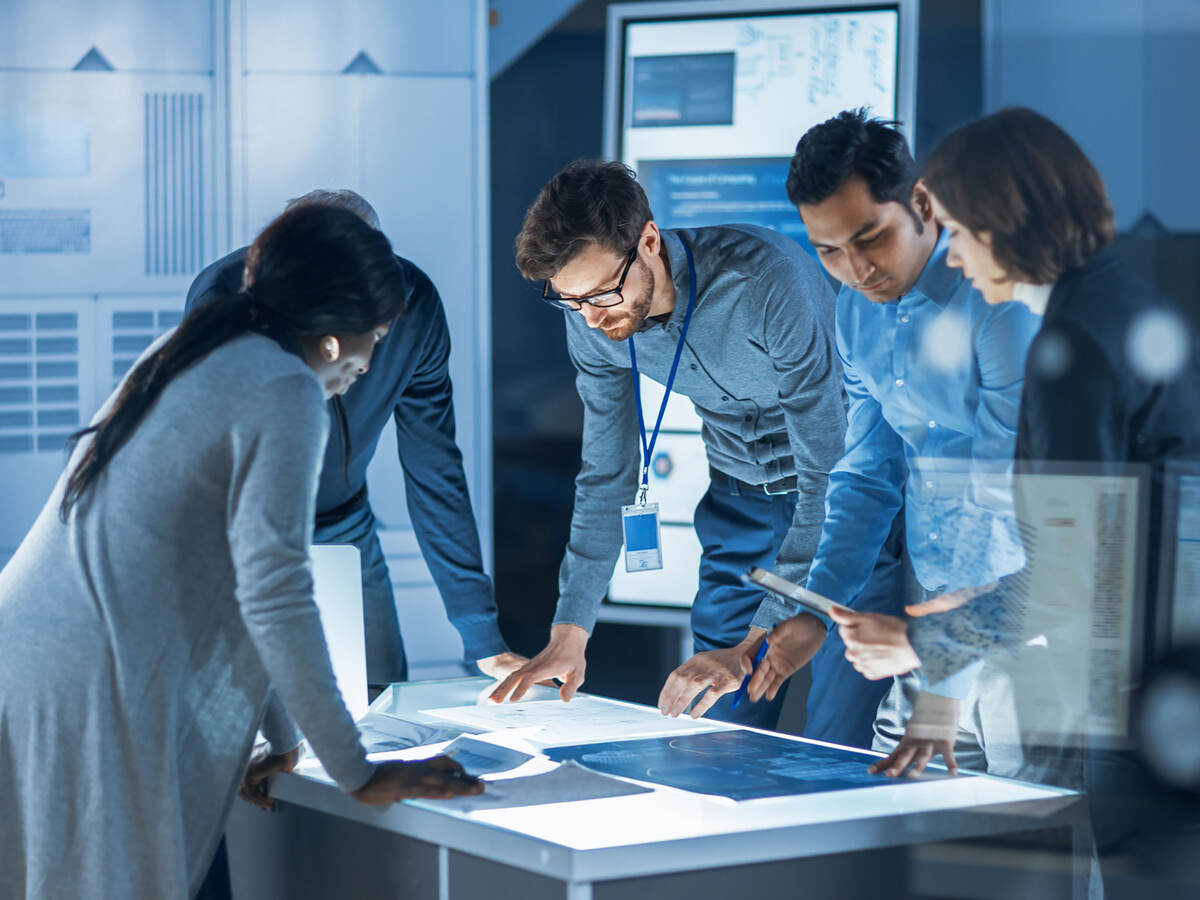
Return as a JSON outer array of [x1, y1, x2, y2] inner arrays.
[[617, 5, 900, 235]]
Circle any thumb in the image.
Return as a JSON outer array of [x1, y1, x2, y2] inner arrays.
[[828, 605, 855, 625], [942, 743, 958, 776], [561, 670, 584, 701], [738, 649, 754, 676]]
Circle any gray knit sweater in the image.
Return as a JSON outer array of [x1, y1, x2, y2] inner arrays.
[[0, 332, 373, 899]]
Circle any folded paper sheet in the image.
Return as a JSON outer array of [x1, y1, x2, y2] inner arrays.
[[419, 761, 652, 812], [440, 736, 534, 776], [357, 712, 464, 754]]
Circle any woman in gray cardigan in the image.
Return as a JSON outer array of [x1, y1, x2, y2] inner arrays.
[[0, 205, 480, 899]]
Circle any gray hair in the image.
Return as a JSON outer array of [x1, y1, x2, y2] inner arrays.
[[284, 189, 381, 231]]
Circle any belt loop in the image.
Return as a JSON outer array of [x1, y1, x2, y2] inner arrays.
[[710, 467, 740, 497]]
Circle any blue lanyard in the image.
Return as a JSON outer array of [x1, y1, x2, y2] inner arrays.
[[629, 239, 696, 506]]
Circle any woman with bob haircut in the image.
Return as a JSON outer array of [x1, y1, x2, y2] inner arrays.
[[922, 105, 1200, 468], [0, 204, 481, 900]]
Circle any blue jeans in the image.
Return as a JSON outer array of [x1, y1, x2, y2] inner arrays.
[[691, 474, 906, 747], [313, 497, 407, 685]]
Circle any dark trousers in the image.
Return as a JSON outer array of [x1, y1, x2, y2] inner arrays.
[[193, 838, 230, 900], [692, 474, 907, 747]]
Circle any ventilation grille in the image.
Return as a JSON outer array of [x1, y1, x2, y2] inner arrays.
[[110, 308, 183, 389], [145, 93, 204, 276], [0, 311, 83, 454]]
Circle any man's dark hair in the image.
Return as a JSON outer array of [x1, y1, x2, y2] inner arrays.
[[515, 159, 653, 281], [923, 107, 1114, 284], [786, 108, 920, 227]]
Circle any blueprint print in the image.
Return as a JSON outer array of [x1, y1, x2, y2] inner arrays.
[[544, 729, 956, 801]]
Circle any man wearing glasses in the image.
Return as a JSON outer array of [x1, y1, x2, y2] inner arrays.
[[490, 160, 905, 741]]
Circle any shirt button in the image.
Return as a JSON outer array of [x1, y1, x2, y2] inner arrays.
[[894, 378, 904, 387], [900, 314, 911, 324], [928, 420, 937, 429], [690, 363, 697, 370], [721, 395, 729, 401], [929, 532, 938, 541], [925, 480, 935, 489], [744, 414, 752, 422]]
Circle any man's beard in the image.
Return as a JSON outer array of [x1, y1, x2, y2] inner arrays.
[[598, 262, 655, 341]]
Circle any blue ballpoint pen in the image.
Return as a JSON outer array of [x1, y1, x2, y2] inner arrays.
[[731, 639, 769, 710]]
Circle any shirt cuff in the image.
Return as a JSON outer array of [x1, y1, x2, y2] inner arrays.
[[260, 691, 304, 756], [553, 595, 599, 635], [330, 756, 378, 794], [750, 593, 798, 631], [456, 618, 510, 662]]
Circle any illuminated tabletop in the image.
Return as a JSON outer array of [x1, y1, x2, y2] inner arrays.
[[232, 677, 1090, 900]]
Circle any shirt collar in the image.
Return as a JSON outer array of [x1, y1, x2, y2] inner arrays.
[[904, 229, 960, 307], [656, 229, 693, 329], [1011, 281, 1054, 316]]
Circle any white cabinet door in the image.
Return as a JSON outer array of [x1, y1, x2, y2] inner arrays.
[[245, 0, 474, 75], [0, 72, 215, 294], [0, 0, 213, 72]]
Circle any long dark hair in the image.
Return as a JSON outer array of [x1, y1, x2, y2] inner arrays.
[[922, 107, 1115, 284], [59, 204, 407, 520]]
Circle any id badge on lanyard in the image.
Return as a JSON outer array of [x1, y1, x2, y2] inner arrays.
[[623, 239, 697, 573], [621, 501, 663, 572]]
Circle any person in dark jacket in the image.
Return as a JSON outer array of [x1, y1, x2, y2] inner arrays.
[[186, 191, 528, 690], [828, 106, 1200, 891]]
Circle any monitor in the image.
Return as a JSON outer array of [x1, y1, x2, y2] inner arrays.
[[1157, 461, 1200, 652], [605, 1, 914, 244]]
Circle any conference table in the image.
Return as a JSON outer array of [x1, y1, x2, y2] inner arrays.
[[225, 677, 1091, 900]]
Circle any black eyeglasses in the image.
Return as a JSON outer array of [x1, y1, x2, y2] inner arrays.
[[541, 247, 638, 311]]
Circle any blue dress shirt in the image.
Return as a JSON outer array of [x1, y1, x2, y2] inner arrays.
[[788, 234, 1040, 696]]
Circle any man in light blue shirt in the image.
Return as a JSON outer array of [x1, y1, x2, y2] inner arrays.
[[674, 110, 1040, 765]]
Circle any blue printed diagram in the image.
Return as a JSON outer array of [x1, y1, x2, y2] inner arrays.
[[631, 53, 736, 128], [544, 730, 956, 801]]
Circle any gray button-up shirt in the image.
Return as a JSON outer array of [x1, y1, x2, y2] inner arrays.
[[554, 225, 847, 632]]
